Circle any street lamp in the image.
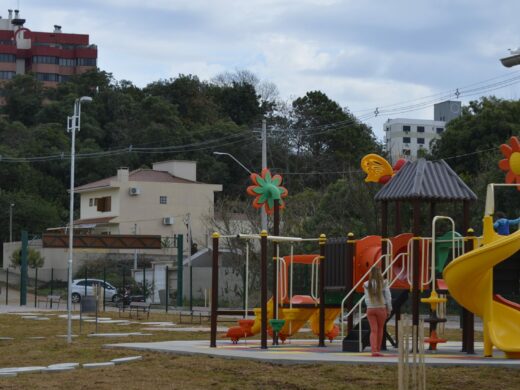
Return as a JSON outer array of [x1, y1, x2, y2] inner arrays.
[[500, 48, 520, 68], [213, 152, 252, 175], [213, 151, 268, 231], [66, 96, 92, 344], [9, 203, 14, 242]]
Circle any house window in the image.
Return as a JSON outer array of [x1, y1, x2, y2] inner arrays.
[[403, 125, 411, 133], [89, 198, 93, 207], [417, 138, 425, 145], [160, 196, 168, 205], [436, 127, 444, 134], [402, 149, 411, 156], [417, 126, 424, 133], [403, 137, 411, 144], [97, 196, 111, 212]]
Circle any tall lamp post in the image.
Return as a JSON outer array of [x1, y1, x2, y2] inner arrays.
[[213, 151, 267, 231], [9, 203, 14, 242], [66, 96, 92, 344]]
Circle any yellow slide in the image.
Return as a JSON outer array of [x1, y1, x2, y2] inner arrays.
[[443, 216, 520, 358]]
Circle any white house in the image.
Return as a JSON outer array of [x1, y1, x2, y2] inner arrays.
[[73, 160, 222, 247]]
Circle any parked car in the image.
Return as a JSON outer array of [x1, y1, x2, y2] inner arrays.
[[71, 279, 121, 303]]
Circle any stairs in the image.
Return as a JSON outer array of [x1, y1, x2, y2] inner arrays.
[[342, 289, 409, 352]]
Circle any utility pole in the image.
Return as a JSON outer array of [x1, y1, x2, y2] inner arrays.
[[261, 119, 268, 232]]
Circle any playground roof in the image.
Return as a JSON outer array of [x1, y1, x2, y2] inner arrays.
[[374, 159, 477, 202]]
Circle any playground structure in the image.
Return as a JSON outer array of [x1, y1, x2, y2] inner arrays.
[[209, 136, 520, 359]]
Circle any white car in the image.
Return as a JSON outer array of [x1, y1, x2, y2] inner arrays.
[[71, 279, 121, 303]]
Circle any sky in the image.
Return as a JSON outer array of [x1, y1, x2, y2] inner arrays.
[[7, 0, 520, 140]]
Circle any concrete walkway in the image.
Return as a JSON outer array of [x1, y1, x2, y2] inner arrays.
[[106, 339, 520, 368]]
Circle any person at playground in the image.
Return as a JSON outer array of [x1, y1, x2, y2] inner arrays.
[[363, 267, 392, 357], [493, 211, 520, 235]]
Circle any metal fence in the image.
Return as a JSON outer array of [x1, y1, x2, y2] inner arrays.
[[0, 264, 217, 313]]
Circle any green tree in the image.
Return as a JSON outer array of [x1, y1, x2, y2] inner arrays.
[[2, 74, 44, 125], [10, 247, 45, 268]]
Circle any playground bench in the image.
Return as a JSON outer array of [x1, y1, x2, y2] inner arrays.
[[37, 295, 61, 309], [128, 302, 151, 319]]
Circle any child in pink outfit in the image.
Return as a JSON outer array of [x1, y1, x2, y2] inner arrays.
[[363, 267, 392, 356]]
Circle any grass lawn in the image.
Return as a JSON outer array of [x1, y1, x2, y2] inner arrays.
[[0, 310, 519, 389]]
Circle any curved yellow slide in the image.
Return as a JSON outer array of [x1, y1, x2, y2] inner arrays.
[[443, 216, 520, 358]]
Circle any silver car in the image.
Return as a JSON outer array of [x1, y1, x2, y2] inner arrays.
[[71, 279, 121, 303]]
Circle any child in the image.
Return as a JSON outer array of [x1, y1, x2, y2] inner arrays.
[[493, 211, 520, 235], [363, 266, 392, 357]]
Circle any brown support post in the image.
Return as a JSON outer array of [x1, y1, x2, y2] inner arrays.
[[210, 232, 220, 348], [272, 199, 280, 345], [395, 201, 402, 235], [412, 200, 421, 327], [464, 228, 475, 354], [461, 199, 474, 353], [346, 232, 355, 334], [260, 230, 268, 349], [381, 201, 389, 351], [319, 234, 327, 347]]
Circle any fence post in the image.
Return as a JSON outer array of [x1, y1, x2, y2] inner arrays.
[[34, 267, 38, 308], [165, 266, 169, 313], [210, 232, 220, 348], [5, 268, 8, 305], [176, 234, 183, 307], [122, 265, 126, 296], [20, 230, 28, 306], [50, 268, 54, 309], [103, 267, 106, 312], [189, 263, 193, 312], [84, 267, 88, 297], [143, 267, 146, 301]]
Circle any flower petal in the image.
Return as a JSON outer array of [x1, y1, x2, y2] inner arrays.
[[498, 159, 510, 172], [506, 170, 516, 184], [510, 136, 520, 152], [500, 144, 513, 159]]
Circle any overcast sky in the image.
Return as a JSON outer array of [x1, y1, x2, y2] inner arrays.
[[8, 0, 520, 139]]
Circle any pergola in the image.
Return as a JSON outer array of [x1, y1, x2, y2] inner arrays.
[[374, 158, 477, 352]]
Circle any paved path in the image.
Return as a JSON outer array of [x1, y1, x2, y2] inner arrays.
[[107, 339, 520, 368]]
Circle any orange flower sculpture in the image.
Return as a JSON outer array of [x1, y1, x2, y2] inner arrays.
[[498, 136, 520, 190], [246, 168, 288, 215]]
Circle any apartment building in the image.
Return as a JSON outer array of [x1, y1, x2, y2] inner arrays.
[[384, 101, 461, 163], [0, 9, 97, 88]]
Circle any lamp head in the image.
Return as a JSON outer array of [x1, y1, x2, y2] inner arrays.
[[213, 152, 225, 156], [79, 96, 93, 103]]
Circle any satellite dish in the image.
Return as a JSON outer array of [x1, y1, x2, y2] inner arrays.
[[450, 102, 460, 114]]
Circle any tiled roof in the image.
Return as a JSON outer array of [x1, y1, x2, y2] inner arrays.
[[74, 169, 197, 192], [374, 159, 477, 202]]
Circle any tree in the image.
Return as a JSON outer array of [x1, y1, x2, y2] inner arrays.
[[431, 97, 520, 175], [288, 91, 381, 190], [10, 247, 45, 268], [2, 74, 44, 125]]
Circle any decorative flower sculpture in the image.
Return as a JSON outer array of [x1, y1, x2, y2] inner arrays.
[[498, 136, 520, 190], [246, 168, 288, 214]]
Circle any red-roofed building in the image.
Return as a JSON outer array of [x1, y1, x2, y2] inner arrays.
[[0, 9, 97, 90]]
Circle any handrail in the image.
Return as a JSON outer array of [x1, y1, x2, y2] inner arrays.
[[278, 257, 287, 301], [430, 216, 456, 293], [342, 253, 407, 348], [340, 251, 393, 338], [310, 256, 320, 301]]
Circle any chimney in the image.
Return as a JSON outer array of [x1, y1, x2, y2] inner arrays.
[[117, 167, 129, 182], [14, 9, 18, 18], [53, 25, 62, 33], [8, 9, 12, 19]]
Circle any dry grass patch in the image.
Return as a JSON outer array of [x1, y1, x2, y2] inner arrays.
[[0, 311, 517, 390]]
